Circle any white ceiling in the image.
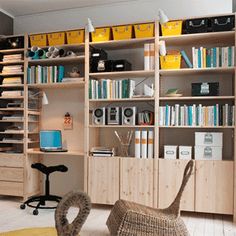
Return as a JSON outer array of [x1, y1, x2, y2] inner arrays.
[[0, 0, 135, 17]]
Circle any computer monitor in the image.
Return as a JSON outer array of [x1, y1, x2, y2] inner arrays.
[[40, 130, 62, 150]]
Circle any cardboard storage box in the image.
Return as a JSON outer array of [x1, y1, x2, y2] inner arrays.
[[134, 23, 154, 38], [112, 25, 132, 40], [195, 132, 223, 147], [164, 145, 177, 159], [194, 146, 222, 160], [66, 29, 84, 44], [179, 146, 192, 160], [91, 27, 111, 42], [30, 34, 47, 47], [47, 32, 65, 46], [160, 54, 181, 69]]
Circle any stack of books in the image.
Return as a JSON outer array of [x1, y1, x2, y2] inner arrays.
[[89, 79, 135, 99], [2, 54, 22, 63], [2, 114, 24, 121], [27, 65, 65, 84], [192, 46, 235, 68], [1, 91, 23, 97], [61, 77, 84, 83], [90, 147, 115, 157], [2, 65, 23, 74], [159, 104, 235, 127], [2, 77, 22, 86]]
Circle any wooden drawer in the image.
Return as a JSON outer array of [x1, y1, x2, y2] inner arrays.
[[0, 181, 23, 196], [0, 154, 24, 167], [0, 167, 23, 182], [120, 158, 154, 207]]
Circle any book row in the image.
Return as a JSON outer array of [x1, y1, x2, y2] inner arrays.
[[89, 79, 135, 99], [159, 104, 235, 127], [27, 66, 65, 84], [191, 46, 235, 68]]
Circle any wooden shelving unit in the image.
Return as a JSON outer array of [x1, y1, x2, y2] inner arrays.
[[0, 13, 235, 221]]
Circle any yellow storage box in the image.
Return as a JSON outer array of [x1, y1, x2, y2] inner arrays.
[[160, 54, 181, 69], [30, 34, 47, 47], [47, 32, 66, 46], [161, 20, 183, 36], [134, 23, 155, 38], [91, 27, 111, 42], [112, 25, 132, 40], [66, 29, 85, 44]]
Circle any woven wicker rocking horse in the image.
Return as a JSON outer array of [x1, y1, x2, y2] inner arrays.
[[55, 191, 91, 236], [107, 160, 194, 236]]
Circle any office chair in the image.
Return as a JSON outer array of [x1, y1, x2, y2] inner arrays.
[[20, 163, 68, 215]]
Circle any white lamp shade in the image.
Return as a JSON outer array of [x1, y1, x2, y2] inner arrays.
[[158, 9, 169, 25], [87, 18, 95, 33], [42, 92, 49, 105]]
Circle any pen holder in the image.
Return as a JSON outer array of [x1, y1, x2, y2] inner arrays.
[[120, 143, 130, 157]]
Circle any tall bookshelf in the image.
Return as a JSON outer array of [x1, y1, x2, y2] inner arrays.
[[0, 13, 234, 221]]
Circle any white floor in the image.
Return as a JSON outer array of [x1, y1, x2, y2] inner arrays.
[[0, 196, 236, 236]]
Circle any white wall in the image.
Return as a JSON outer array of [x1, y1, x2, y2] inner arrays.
[[14, 0, 232, 34]]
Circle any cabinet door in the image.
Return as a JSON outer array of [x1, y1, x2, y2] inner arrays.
[[195, 160, 233, 214], [158, 159, 195, 211], [88, 157, 119, 205], [120, 158, 154, 207]]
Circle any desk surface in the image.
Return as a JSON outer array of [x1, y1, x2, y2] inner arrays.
[[27, 149, 84, 156]]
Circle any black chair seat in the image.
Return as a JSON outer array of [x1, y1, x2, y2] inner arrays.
[[31, 163, 68, 175]]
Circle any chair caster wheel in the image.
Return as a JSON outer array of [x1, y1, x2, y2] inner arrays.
[[20, 204, 25, 210], [33, 209, 39, 215]]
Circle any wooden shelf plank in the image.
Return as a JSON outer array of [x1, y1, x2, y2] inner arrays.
[[89, 125, 155, 128], [0, 120, 38, 123], [160, 31, 235, 46], [28, 55, 85, 65], [0, 48, 24, 54], [0, 131, 24, 134], [0, 72, 24, 76], [159, 96, 235, 101], [0, 84, 24, 88], [89, 70, 155, 78], [160, 67, 235, 76], [0, 96, 24, 100], [27, 149, 84, 156], [89, 37, 155, 50], [27, 81, 85, 89], [0, 108, 24, 111], [0, 60, 24, 65], [0, 140, 23, 144], [160, 126, 235, 129], [89, 97, 154, 102]]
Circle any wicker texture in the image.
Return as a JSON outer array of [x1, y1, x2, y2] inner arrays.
[[55, 191, 91, 236], [106, 160, 194, 236]]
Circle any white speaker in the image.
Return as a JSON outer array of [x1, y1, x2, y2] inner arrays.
[[92, 107, 106, 125], [122, 107, 136, 125]]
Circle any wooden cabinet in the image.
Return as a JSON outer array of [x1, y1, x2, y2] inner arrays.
[[195, 160, 234, 214], [120, 158, 154, 207], [88, 157, 119, 204], [158, 159, 195, 211]]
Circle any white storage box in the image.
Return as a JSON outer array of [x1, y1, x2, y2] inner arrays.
[[179, 146, 192, 160], [195, 132, 223, 147], [164, 145, 177, 159], [194, 146, 222, 160]]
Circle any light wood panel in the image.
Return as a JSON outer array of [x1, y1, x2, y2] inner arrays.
[[158, 159, 195, 211], [0, 167, 23, 182], [0, 181, 23, 196], [120, 158, 154, 207], [0, 154, 24, 167], [195, 160, 234, 214], [88, 157, 119, 205]]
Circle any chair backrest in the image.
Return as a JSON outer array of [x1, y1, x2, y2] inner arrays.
[[165, 160, 194, 217], [55, 191, 91, 236]]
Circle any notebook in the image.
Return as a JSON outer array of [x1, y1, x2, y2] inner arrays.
[[40, 130, 67, 152]]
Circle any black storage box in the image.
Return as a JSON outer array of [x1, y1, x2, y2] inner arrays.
[[6, 37, 24, 49], [112, 60, 132, 71], [210, 15, 235, 32], [90, 48, 108, 61], [90, 60, 113, 73], [185, 18, 209, 34], [191, 82, 219, 96]]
